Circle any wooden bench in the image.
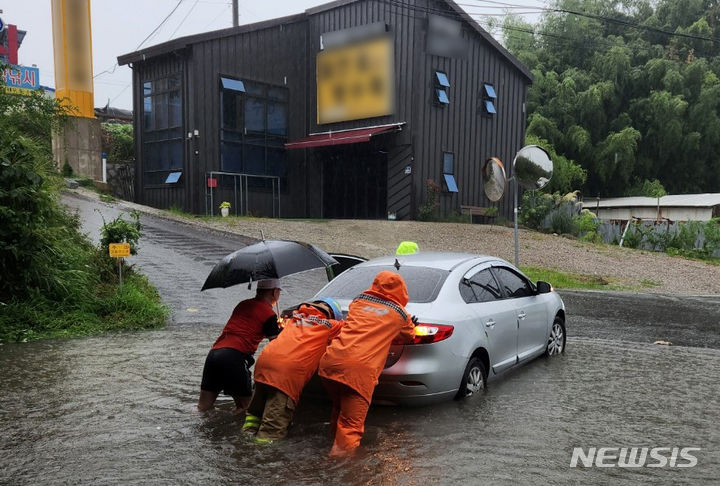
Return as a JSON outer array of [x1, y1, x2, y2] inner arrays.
[[460, 205, 495, 223]]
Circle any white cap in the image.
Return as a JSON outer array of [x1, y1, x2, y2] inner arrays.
[[257, 278, 281, 290]]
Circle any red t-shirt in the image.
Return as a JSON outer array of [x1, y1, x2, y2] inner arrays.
[[212, 298, 279, 355]]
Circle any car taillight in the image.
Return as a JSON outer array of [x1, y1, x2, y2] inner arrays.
[[393, 323, 454, 345]]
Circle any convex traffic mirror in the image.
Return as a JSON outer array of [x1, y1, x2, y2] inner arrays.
[[482, 156, 506, 202], [513, 145, 553, 190]]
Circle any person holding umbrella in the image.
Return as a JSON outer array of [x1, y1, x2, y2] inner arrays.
[[318, 271, 416, 457], [243, 297, 344, 443], [197, 279, 283, 413]]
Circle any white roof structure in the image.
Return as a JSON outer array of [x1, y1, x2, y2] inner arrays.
[[583, 194, 720, 221], [591, 194, 720, 209]]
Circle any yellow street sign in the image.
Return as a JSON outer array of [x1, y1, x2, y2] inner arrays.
[[109, 243, 131, 258]]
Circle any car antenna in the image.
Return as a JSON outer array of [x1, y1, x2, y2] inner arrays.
[[394, 258, 401, 270], [260, 230, 265, 241]]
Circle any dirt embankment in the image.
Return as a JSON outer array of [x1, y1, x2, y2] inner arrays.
[[72, 187, 720, 296]]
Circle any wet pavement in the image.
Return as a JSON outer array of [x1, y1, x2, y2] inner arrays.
[[1, 193, 719, 485]]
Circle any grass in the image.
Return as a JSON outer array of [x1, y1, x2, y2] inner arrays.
[[0, 273, 168, 343], [521, 266, 625, 291]]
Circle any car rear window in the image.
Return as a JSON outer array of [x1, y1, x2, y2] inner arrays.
[[321, 266, 449, 303]]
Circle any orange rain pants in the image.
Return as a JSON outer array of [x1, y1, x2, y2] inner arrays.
[[321, 378, 370, 456], [318, 271, 415, 456]]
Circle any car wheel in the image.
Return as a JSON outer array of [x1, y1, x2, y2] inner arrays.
[[455, 357, 487, 399], [546, 316, 566, 356]]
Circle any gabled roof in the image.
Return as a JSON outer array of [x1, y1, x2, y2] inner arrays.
[[118, 12, 306, 65], [118, 0, 532, 82]]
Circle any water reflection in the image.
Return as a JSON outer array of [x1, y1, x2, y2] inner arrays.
[[2, 330, 720, 484]]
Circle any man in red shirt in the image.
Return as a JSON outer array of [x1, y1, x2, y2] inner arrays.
[[197, 279, 282, 413]]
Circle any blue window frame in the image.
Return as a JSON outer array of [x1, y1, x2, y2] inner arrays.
[[444, 174, 459, 193], [482, 82, 497, 116], [165, 171, 182, 184], [442, 152, 458, 193], [436, 89, 450, 104], [484, 83, 496, 99], [435, 71, 450, 88], [221, 77, 246, 93]]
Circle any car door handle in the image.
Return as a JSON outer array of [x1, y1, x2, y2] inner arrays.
[[518, 311, 527, 320], [485, 319, 496, 328]]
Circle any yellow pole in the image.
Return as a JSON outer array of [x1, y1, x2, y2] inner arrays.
[[51, 0, 95, 118]]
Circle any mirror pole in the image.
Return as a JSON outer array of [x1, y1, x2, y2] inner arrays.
[[514, 176, 519, 267]]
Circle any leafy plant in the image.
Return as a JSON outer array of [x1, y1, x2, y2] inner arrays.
[[417, 179, 441, 221], [219, 201, 231, 209], [99, 210, 142, 257], [519, 191, 555, 229], [101, 123, 134, 163]]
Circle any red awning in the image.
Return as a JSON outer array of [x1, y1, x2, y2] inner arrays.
[[284, 123, 403, 149]]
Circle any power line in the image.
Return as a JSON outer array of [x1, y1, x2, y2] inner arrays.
[[169, 0, 200, 40], [94, 0, 185, 80], [202, 4, 231, 30], [135, 0, 185, 50], [458, 0, 720, 44]]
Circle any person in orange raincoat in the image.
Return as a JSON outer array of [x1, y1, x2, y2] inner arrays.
[[242, 298, 344, 443], [318, 270, 415, 457]]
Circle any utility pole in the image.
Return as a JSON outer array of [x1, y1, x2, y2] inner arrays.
[[232, 0, 238, 27]]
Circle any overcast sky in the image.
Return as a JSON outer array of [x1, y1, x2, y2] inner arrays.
[[3, 0, 545, 110]]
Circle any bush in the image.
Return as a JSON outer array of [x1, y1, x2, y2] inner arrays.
[[417, 179, 441, 221], [546, 206, 578, 234], [519, 191, 555, 229], [0, 85, 167, 342], [101, 123, 134, 163]]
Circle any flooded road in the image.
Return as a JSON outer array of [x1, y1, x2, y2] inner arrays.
[[1, 194, 719, 484]]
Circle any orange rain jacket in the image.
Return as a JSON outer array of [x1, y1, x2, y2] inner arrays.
[[254, 304, 344, 404], [318, 271, 415, 404]]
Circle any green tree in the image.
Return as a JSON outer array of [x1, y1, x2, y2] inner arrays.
[[504, 0, 720, 197]]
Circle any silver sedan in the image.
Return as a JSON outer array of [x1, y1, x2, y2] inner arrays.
[[313, 252, 567, 406]]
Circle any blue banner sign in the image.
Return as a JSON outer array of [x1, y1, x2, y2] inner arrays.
[[1, 65, 40, 90]]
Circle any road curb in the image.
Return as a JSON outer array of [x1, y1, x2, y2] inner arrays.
[[62, 187, 260, 245]]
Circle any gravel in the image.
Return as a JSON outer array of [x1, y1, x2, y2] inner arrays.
[[71, 187, 720, 296]]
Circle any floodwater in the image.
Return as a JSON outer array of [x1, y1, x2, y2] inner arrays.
[[1, 194, 719, 484]]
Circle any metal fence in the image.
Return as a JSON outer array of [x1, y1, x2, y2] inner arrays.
[[205, 171, 281, 218]]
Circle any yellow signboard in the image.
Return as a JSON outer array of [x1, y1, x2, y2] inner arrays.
[[109, 243, 131, 258], [0, 86, 35, 96], [51, 0, 95, 117], [317, 36, 394, 124]]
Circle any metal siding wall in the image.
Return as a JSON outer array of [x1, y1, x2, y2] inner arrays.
[[131, 0, 529, 219], [409, 0, 529, 221], [307, 0, 410, 133], [181, 22, 308, 216], [136, 56, 186, 211]]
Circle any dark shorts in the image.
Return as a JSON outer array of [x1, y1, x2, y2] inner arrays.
[[200, 348, 254, 397]]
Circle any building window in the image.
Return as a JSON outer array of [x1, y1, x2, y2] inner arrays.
[[434, 70, 450, 106], [220, 77, 288, 187], [442, 151, 458, 193], [436, 88, 450, 105], [435, 71, 450, 88], [482, 82, 497, 116], [142, 74, 183, 186]]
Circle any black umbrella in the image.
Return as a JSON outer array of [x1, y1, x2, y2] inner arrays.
[[201, 239, 338, 291]]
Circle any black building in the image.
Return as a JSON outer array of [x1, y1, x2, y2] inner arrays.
[[118, 0, 532, 220]]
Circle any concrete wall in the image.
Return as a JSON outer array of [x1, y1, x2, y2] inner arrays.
[[52, 116, 102, 180]]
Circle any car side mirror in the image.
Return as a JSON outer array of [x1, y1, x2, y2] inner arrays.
[[536, 281, 552, 294]]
